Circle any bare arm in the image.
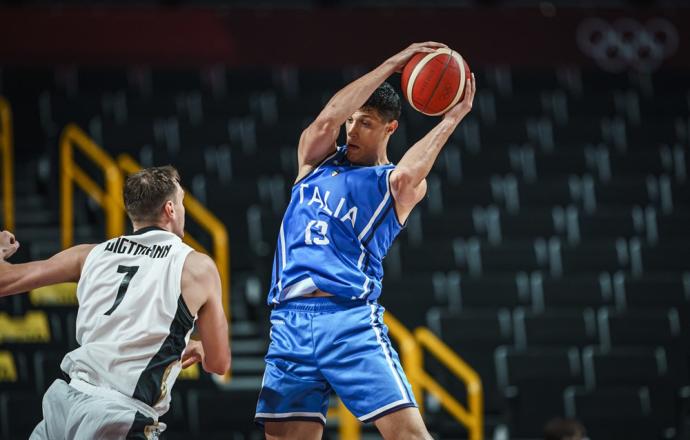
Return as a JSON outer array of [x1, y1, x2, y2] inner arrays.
[[180, 252, 230, 375], [0, 231, 94, 297], [296, 42, 447, 182], [390, 74, 476, 223]]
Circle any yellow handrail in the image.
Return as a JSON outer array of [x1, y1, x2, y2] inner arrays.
[[0, 97, 14, 232], [60, 123, 124, 249], [116, 154, 231, 322], [415, 327, 483, 440]]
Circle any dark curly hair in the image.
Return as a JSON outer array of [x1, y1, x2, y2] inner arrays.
[[362, 82, 401, 122]]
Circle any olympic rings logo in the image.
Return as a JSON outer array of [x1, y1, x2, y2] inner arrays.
[[576, 17, 678, 72]]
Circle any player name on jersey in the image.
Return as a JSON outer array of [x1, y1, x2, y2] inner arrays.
[[104, 237, 172, 259]]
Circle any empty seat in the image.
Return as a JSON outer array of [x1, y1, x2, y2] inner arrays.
[[582, 346, 671, 389], [558, 239, 628, 275], [452, 274, 528, 310], [495, 346, 582, 437], [476, 240, 545, 274], [399, 240, 457, 273], [532, 273, 614, 311], [640, 243, 690, 272], [614, 273, 690, 311], [577, 208, 642, 240], [564, 386, 661, 440], [428, 308, 512, 412], [597, 308, 688, 383], [500, 209, 562, 241], [513, 308, 597, 349], [598, 308, 686, 349], [420, 209, 476, 241]]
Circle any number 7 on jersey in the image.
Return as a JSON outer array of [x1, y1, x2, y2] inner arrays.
[[104, 265, 139, 315]]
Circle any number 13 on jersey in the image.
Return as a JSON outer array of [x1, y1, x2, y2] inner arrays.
[[305, 220, 330, 245]]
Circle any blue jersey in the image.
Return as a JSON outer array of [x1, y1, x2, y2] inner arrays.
[[267, 145, 404, 304]]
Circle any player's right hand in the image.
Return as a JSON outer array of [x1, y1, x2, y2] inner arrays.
[[0, 230, 19, 261], [387, 41, 448, 73]]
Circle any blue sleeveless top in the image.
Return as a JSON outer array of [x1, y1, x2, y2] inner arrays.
[[267, 145, 404, 304]]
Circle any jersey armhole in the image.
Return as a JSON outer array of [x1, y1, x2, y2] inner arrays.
[[387, 169, 407, 229], [293, 145, 341, 186]]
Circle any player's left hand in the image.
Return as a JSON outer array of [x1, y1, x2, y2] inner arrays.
[[181, 339, 204, 368], [0, 230, 19, 261]]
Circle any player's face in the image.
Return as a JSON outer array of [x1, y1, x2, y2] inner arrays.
[[345, 109, 395, 165]]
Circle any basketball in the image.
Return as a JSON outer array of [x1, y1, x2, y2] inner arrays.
[[401, 48, 472, 116]]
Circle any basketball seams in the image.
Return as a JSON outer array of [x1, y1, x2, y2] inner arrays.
[[420, 53, 453, 114], [401, 47, 470, 116]]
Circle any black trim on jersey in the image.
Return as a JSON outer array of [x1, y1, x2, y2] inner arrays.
[[126, 411, 157, 439], [132, 295, 194, 407], [132, 226, 167, 236], [361, 200, 395, 248]]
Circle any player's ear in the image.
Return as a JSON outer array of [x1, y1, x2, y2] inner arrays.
[[163, 200, 175, 218], [386, 119, 399, 135]]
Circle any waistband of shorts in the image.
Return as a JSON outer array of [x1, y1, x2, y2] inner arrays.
[[273, 295, 375, 312], [69, 378, 159, 421]]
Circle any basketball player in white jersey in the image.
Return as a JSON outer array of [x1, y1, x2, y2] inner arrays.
[[0, 165, 230, 439]]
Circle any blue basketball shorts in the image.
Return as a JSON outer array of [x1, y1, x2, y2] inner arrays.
[[255, 296, 417, 425]]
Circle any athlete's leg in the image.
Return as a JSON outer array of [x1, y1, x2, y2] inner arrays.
[[264, 420, 323, 440], [374, 407, 433, 440]]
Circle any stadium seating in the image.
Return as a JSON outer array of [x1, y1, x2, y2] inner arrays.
[[1, 60, 688, 439]]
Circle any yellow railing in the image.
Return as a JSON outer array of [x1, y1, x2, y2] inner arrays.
[[0, 97, 14, 232], [59, 124, 230, 323], [415, 327, 483, 440], [116, 154, 231, 322], [60, 124, 124, 249], [334, 313, 483, 440]]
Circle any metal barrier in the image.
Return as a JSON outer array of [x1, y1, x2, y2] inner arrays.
[[0, 97, 14, 232], [415, 327, 484, 440], [60, 124, 124, 249]]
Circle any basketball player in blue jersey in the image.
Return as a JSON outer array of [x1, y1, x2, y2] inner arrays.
[[256, 41, 476, 439]]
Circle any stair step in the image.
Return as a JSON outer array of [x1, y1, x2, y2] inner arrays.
[[231, 338, 267, 356], [230, 357, 265, 375]]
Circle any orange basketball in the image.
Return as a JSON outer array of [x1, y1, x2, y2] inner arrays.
[[401, 48, 471, 116]]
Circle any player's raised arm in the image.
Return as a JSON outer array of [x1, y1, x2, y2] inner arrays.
[[180, 251, 230, 375], [390, 73, 476, 223], [0, 231, 94, 297], [296, 41, 447, 182]]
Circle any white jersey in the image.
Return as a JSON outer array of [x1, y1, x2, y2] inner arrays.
[[61, 227, 195, 416]]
